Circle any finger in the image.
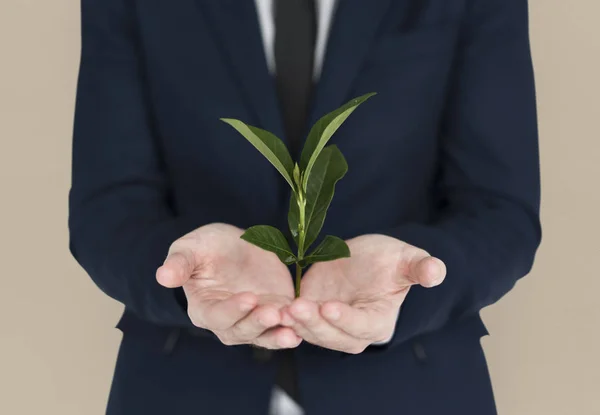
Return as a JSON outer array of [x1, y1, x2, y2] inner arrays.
[[253, 326, 302, 349], [280, 308, 296, 327], [229, 304, 282, 342], [405, 253, 446, 288], [191, 292, 258, 331], [157, 250, 195, 288], [287, 299, 366, 354], [320, 301, 390, 342]]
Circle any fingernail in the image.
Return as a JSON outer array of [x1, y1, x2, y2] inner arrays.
[[324, 307, 340, 321]]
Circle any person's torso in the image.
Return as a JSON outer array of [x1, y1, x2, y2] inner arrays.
[[107, 2, 498, 414], [134, 0, 465, 240]]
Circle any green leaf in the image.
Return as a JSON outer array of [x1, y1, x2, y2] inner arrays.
[[300, 235, 350, 266], [221, 118, 295, 189], [289, 145, 348, 250], [240, 225, 297, 265], [299, 92, 376, 190]]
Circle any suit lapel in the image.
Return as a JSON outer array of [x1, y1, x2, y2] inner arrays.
[[309, 0, 398, 125], [198, 0, 285, 139], [198, 0, 411, 147]]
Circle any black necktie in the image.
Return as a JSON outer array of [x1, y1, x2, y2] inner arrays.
[[274, 0, 317, 157], [273, 0, 317, 405]]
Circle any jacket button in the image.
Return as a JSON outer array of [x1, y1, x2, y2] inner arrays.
[[252, 346, 273, 362], [412, 341, 427, 363]]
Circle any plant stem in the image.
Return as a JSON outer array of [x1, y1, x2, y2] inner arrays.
[[297, 198, 307, 258], [295, 262, 302, 298], [295, 190, 307, 298]]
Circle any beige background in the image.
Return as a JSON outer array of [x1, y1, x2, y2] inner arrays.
[[1, 1, 598, 414]]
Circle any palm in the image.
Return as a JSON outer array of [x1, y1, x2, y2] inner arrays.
[[181, 223, 294, 304], [300, 234, 416, 310], [280, 234, 445, 352], [158, 223, 302, 349]]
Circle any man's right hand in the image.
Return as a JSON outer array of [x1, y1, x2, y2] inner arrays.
[[156, 223, 301, 350]]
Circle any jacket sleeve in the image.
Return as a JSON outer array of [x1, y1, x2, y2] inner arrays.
[[69, 0, 197, 327], [382, 0, 541, 346]]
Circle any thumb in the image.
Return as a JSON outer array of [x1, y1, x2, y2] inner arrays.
[[156, 249, 195, 288], [405, 253, 447, 288]]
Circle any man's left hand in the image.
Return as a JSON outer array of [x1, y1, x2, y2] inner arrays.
[[281, 234, 446, 354]]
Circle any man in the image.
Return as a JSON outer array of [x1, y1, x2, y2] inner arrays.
[[69, 0, 540, 414]]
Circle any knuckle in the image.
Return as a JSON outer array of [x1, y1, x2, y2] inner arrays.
[[373, 331, 392, 344], [372, 321, 389, 337], [228, 325, 244, 341], [356, 327, 374, 339], [168, 238, 193, 255], [229, 323, 254, 342], [371, 320, 395, 343], [415, 247, 430, 257], [328, 338, 352, 353], [217, 334, 237, 346], [167, 240, 183, 255], [345, 344, 367, 355], [187, 310, 206, 329]]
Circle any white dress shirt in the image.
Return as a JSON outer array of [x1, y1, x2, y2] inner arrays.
[[253, 1, 393, 413], [255, 0, 338, 82]]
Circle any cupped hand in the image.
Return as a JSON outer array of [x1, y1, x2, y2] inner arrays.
[[156, 223, 301, 349], [281, 234, 446, 354]]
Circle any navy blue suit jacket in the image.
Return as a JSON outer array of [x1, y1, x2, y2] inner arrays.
[[69, 0, 541, 414]]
